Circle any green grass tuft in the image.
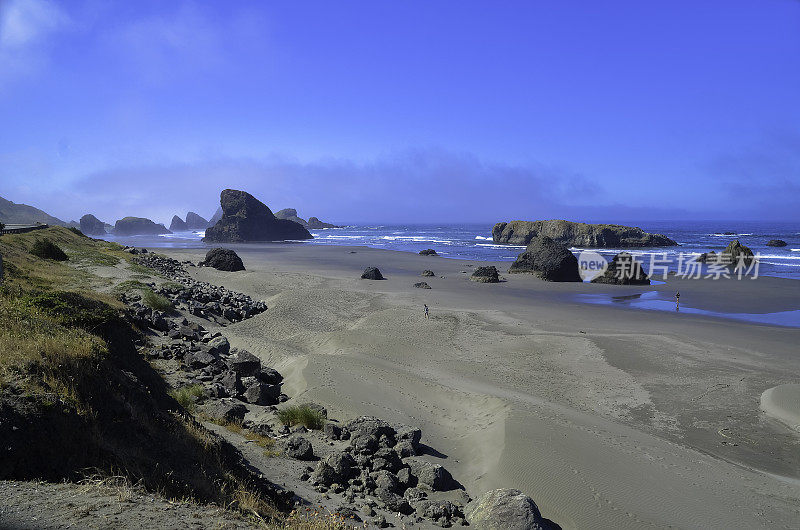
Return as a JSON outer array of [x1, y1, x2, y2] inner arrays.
[[276, 405, 325, 430], [169, 384, 205, 412], [142, 289, 172, 312]]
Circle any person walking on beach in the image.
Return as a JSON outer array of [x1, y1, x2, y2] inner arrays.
[[675, 291, 680, 311], [424, 304, 429, 319]]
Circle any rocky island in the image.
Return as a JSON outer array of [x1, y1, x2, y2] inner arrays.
[[112, 216, 171, 236], [493, 219, 677, 247], [275, 208, 340, 229], [79, 213, 107, 235], [204, 190, 313, 243]]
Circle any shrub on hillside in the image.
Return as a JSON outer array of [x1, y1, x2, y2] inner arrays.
[[30, 239, 68, 261]]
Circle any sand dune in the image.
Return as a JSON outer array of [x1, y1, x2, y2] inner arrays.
[[164, 244, 800, 528]]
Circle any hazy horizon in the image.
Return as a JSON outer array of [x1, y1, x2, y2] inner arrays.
[[1, 1, 799, 224]]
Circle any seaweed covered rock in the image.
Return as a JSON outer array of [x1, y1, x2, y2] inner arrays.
[[508, 236, 581, 282], [591, 252, 650, 285], [202, 248, 245, 272], [204, 190, 313, 243]]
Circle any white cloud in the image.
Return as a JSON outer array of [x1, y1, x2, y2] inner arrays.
[[0, 0, 68, 85]]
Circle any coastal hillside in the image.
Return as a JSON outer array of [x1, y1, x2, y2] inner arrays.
[[0, 196, 66, 226]]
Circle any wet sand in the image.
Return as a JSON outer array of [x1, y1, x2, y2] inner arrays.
[[163, 243, 800, 528]]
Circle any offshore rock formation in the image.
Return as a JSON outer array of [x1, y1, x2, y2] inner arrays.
[[493, 220, 677, 248], [185, 212, 209, 230], [112, 217, 171, 236], [508, 236, 582, 282], [767, 239, 787, 247], [307, 217, 338, 229], [169, 215, 188, 232], [203, 190, 313, 243], [275, 208, 340, 229], [591, 252, 650, 285], [79, 214, 106, 236]]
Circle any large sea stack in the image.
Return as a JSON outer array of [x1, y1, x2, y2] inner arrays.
[[79, 214, 106, 235], [112, 217, 171, 236], [493, 220, 677, 248], [185, 211, 209, 230], [169, 215, 188, 232], [508, 235, 582, 282], [274, 208, 308, 226], [307, 216, 339, 229], [204, 190, 313, 243]]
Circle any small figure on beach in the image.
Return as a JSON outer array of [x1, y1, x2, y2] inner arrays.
[[675, 291, 680, 311], [424, 304, 429, 319]]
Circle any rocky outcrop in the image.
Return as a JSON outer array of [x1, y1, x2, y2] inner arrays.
[[307, 217, 339, 229], [79, 214, 106, 236], [169, 215, 188, 232], [274, 208, 308, 226], [421, 270, 435, 277], [591, 252, 650, 285], [721, 240, 755, 267], [185, 212, 209, 230], [767, 239, 787, 247], [470, 266, 500, 283], [466, 489, 557, 530], [203, 190, 313, 243], [361, 267, 384, 280], [493, 220, 677, 248], [200, 248, 245, 272], [419, 249, 438, 256], [508, 236, 582, 282], [413, 282, 431, 289], [112, 217, 171, 236]]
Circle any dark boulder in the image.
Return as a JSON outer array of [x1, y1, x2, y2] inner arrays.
[[419, 249, 438, 256], [285, 435, 314, 460], [243, 382, 280, 405], [200, 399, 247, 423], [721, 239, 755, 267], [414, 282, 431, 289], [493, 220, 676, 248], [466, 488, 557, 530], [361, 267, 385, 280], [185, 211, 209, 230], [767, 239, 787, 247], [470, 266, 500, 283], [406, 459, 456, 491], [202, 248, 245, 272], [508, 236, 581, 282], [421, 270, 435, 277], [204, 189, 313, 242], [112, 217, 171, 236], [79, 214, 106, 235], [227, 349, 261, 377], [591, 252, 650, 285], [169, 215, 188, 232], [696, 251, 717, 263]]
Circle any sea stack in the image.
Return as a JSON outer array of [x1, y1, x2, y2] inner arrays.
[[79, 214, 106, 235], [112, 217, 171, 236], [203, 189, 313, 243], [169, 215, 188, 232], [185, 212, 209, 230], [493, 220, 677, 247]]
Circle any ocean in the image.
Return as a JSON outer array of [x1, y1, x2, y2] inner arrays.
[[107, 220, 800, 280]]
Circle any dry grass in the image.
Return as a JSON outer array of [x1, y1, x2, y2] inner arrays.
[[276, 405, 325, 430], [169, 384, 206, 412], [279, 509, 363, 529]]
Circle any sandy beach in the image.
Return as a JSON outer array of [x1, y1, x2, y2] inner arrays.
[[157, 243, 800, 529]]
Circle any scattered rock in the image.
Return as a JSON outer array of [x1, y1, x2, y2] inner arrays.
[[421, 270, 435, 277], [200, 399, 247, 423], [470, 266, 500, 283], [413, 282, 431, 289], [285, 436, 314, 460], [227, 349, 261, 377], [419, 249, 438, 256], [466, 488, 556, 530], [361, 267, 385, 280]]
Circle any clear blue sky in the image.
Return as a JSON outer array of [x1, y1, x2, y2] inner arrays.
[[1, 0, 798, 224]]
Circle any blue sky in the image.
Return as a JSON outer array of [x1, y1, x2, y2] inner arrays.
[[0, 0, 798, 224]]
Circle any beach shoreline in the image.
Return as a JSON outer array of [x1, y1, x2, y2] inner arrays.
[[160, 242, 800, 528]]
